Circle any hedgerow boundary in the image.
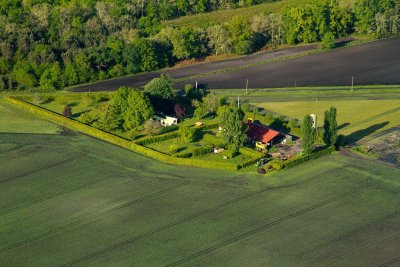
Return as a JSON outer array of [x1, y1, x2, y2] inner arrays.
[[4, 97, 263, 171]]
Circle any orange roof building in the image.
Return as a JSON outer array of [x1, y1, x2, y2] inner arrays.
[[246, 122, 281, 144]]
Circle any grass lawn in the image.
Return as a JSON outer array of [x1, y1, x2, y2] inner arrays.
[[254, 99, 400, 143], [165, 0, 307, 28], [1, 109, 400, 266]]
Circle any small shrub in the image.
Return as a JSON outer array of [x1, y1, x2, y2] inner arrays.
[[63, 105, 72, 118], [257, 168, 266, 174]]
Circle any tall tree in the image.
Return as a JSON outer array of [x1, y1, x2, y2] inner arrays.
[[144, 74, 175, 112], [219, 106, 247, 154], [323, 106, 338, 146], [301, 115, 316, 154]]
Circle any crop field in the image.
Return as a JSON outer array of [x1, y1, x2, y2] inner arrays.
[[70, 37, 400, 92], [70, 45, 316, 92], [0, 102, 59, 134], [177, 37, 400, 89], [255, 99, 400, 144], [1, 106, 400, 266]]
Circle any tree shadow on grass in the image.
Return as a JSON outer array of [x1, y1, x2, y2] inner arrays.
[[71, 109, 91, 119], [337, 122, 350, 131], [345, 122, 389, 144]]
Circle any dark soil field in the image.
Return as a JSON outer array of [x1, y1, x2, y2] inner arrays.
[[70, 45, 317, 92], [178, 37, 400, 89], [70, 38, 400, 92]]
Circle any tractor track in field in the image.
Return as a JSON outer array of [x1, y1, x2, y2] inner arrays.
[[59, 164, 354, 267], [0, 153, 87, 185], [0, 172, 118, 217], [164, 180, 371, 266], [273, 209, 400, 266], [0, 179, 190, 253], [379, 256, 400, 267]]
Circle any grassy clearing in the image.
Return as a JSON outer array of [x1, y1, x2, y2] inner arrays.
[[1, 131, 400, 266], [165, 0, 307, 28], [253, 99, 400, 143], [0, 101, 59, 134]]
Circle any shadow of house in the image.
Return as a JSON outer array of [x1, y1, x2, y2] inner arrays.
[[345, 122, 389, 144]]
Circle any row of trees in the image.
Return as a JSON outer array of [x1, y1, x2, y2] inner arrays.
[[301, 107, 338, 154], [1, 0, 399, 91]]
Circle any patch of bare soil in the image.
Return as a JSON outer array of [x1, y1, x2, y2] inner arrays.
[[367, 132, 400, 166]]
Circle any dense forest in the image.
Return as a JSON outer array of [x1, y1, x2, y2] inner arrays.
[[0, 0, 399, 91]]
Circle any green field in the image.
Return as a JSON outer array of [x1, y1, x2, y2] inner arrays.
[[1, 104, 400, 266], [165, 0, 307, 27], [255, 99, 400, 143], [0, 102, 59, 134]]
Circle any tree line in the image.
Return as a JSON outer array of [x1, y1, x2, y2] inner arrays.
[[0, 0, 399, 91]]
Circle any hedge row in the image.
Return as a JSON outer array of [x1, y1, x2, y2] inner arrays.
[[191, 145, 213, 156], [135, 131, 179, 146], [199, 123, 219, 130], [284, 146, 335, 169], [4, 97, 238, 171], [175, 151, 192, 158]]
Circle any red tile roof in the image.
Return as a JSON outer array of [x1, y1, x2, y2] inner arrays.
[[247, 122, 280, 144]]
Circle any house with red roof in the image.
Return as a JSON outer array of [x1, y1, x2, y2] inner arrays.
[[246, 120, 284, 151]]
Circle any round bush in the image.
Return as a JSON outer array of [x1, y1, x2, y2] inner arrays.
[[257, 168, 266, 174]]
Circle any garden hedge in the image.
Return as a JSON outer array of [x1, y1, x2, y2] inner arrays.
[[284, 146, 335, 169], [135, 132, 179, 146], [4, 97, 238, 171]]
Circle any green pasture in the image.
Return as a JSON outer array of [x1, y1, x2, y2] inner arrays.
[[165, 0, 307, 28], [1, 127, 400, 266], [254, 99, 400, 143]]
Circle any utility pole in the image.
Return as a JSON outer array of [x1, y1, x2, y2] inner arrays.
[[351, 76, 354, 92], [237, 96, 240, 108], [245, 79, 248, 94], [195, 80, 198, 90]]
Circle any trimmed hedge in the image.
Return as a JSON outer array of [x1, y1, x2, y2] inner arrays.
[[199, 123, 219, 130], [191, 145, 213, 156], [4, 97, 238, 171], [135, 131, 179, 146], [284, 146, 335, 169], [175, 151, 192, 158]]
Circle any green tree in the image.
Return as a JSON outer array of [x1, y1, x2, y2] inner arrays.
[[301, 115, 316, 154], [144, 74, 174, 112], [109, 86, 154, 130], [207, 24, 232, 55], [123, 89, 154, 130], [227, 15, 255, 55], [219, 106, 247, 154], [323, 106, 338, 146]]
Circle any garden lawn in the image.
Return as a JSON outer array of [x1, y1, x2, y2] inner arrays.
[[255, 99, 400, 143]]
